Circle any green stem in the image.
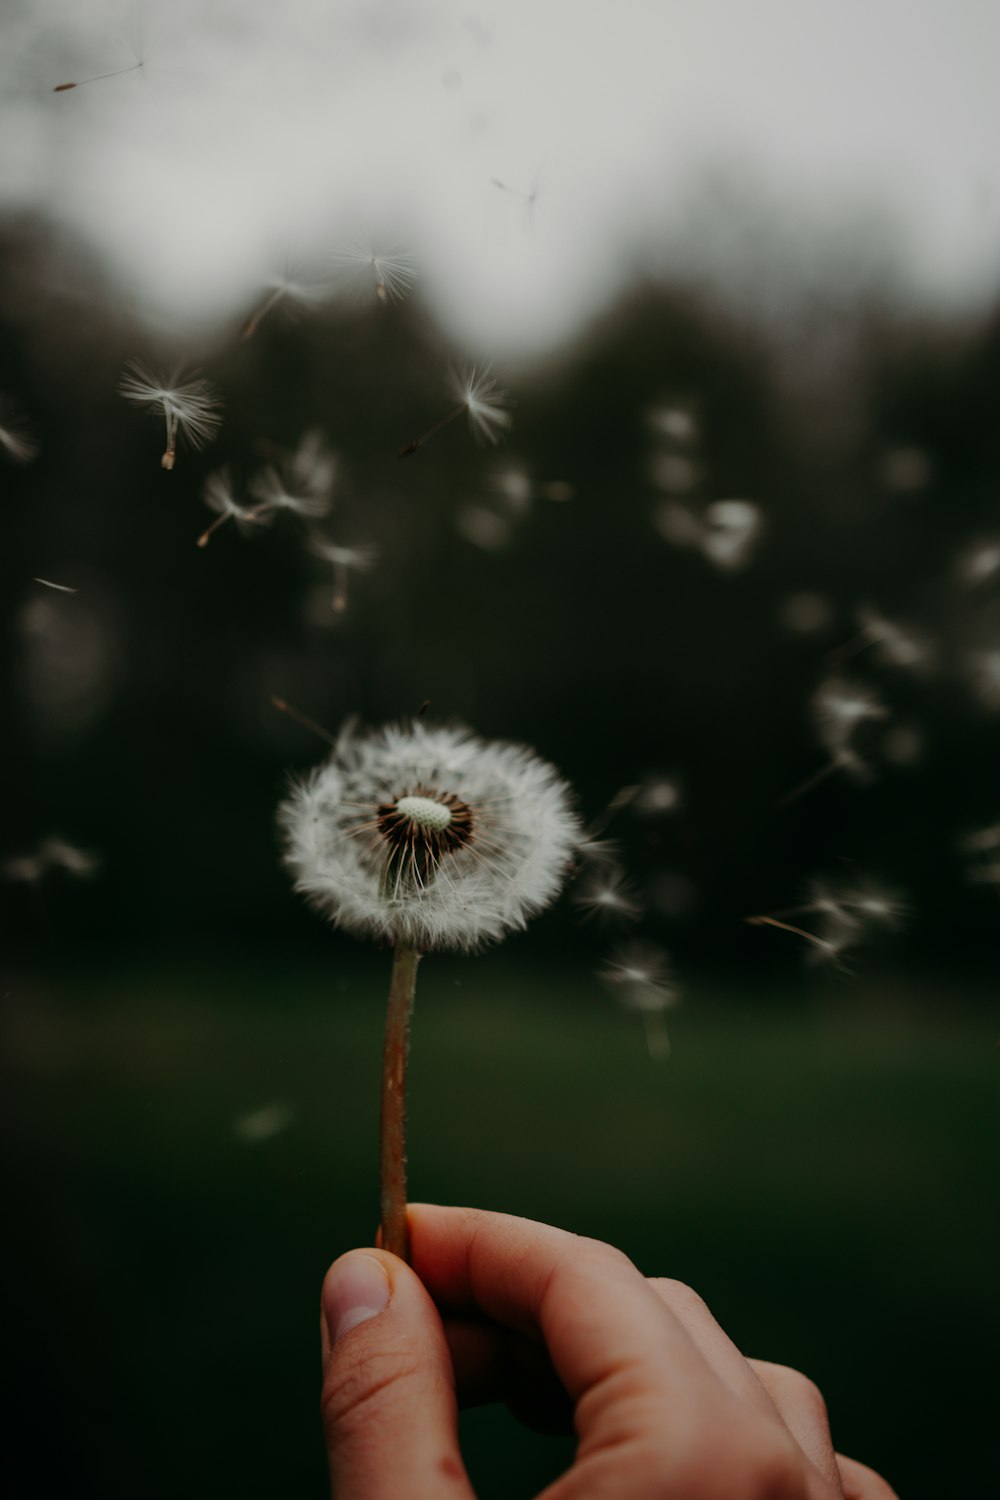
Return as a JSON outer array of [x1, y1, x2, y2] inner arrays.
[[380, 945, 421, 1261]]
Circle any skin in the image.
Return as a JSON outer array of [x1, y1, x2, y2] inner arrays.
[[319, 1205, 899, 1500]]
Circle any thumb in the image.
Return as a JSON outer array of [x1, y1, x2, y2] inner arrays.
[[320, 1249, 475, 1500]]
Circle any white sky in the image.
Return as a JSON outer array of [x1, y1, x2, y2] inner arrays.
[[3, 0, 999, 356]]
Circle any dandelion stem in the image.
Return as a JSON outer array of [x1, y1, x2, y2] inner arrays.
[[270, 696, 338, 747], [380, 944, 421, 1261], [53, 62, 143, 92], [778, 759, 841, 808], [399, 404, 465, 458]]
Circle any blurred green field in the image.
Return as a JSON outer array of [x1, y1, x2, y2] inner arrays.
[[4, 951, 996, 1497]]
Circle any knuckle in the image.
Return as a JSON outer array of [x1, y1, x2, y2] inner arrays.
[[760, 1361, 830, 1421], [743, 1439, 809, 1499], [320, 1344, 422, 1443], [649, 1276, 711, 1319]]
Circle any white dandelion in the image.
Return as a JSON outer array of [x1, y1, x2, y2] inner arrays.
[[119, 362, 221, 471], [332, 238, 417, 304], [600, 941, 678, 1058], [782, 676, 889, 804], [400, 364, 513, 457], [279, 718, 581, 1261], [0, 396, 38, 464]]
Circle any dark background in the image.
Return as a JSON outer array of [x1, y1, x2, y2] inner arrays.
[[2, 213, 998, 1496]]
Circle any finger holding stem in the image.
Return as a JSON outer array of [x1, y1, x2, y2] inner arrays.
[[380, 944, 421, 1261]]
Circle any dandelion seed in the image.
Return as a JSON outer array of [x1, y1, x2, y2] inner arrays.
[[241, 267, 330, 340], [454, 505, 512, 551], [702, 499, 762, 572], [573, 866, 642, 923], [652, 500, 704, 551], [633, 776, 681, 816], [197, 468, 270, 548], [248, 465, 331, 523], [645, 402, 699, 443], [0, 397, 38, 464], [332, 238, 417, 304], [279, 718, 581, 1259], [490, 169, 541, 225], [308, 535, 378, 613], [784, 676, 890, 800], [119, 362, 221, 471], [600, 941, 678, 1058], [53, 59, 144, 91], [399, 364, 512, 457], [832, 607, 932, 672], [3, 836, 99, 882]]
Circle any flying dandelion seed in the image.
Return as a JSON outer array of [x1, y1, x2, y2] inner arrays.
[[573, 866, 643, 923], [307, 536, 378, 613], [600, 941, 678, 1058], [632, 776, 682, 816], [454, 505, 513, 551], [119, 362, 221, 471], [645, 402, 700, 443], [197, 469, 271, 548], [831, 607, 933, 672], [241, 267, 330, 340], [0, 397, 38, 464], [748, 873, 904, 971], [490, 169, 541, 226], [399, 364, 512, 457], [782, 676, 889, 803], [248, 465, 331, 523], [3, 836, 100, 883], [279, 718, 581, 1259], [701, 499, 762, 572], [331, 238, 417, 304]]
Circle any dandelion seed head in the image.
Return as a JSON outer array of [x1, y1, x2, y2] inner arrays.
[[332, 239, 417, 303], [251, 466, 330, 520], [812, 675, 889, 774], [279, 720, 582, 952], [702, 499, 762, 572], [119, 361, 221, 465]]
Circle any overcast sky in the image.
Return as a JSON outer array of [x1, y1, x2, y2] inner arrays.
[[3, 0, 999, 355]]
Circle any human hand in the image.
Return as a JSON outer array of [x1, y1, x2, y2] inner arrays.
[[319, 1205, 897, 1499]]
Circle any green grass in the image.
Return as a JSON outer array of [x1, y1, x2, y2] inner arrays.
[[4, 952, 996, 1497]]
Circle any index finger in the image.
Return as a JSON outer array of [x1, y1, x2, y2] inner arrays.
[[408, 1204, 716, 1411]]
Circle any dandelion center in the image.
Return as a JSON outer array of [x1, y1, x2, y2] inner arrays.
[[395, 795, 454, 831], [373, 786, 476, 889]]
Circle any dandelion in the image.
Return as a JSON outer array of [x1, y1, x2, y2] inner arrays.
[[307, 536, 378, 613], [399, 364, 512, 457], [600, 941, 678, 1058], [332, 238, 416, 304], [197, 468, 270, 548], [279, 718, 581, 1258], [119, 362, 221, 471], [0, 397, 38, 464]]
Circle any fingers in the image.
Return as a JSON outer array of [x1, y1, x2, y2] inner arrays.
[[409, 1206, 836, 1499], [648, 1278, 782, 1418], [319, 1249, 474, 1500], [835, 1454, 901, 1500], [749, 1361, 842, 1492]]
